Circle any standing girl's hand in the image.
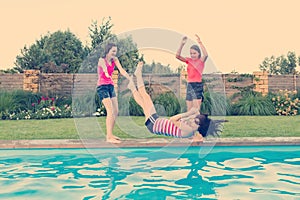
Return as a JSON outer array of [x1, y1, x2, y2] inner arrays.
[[181, 36, 187, 45], [104, 72, 111, 78], [195, 34, 208, 62], [195, 34, 202, 44], [176, 36, 188, 62], [98, 58, 111, 78], [113, 56, 131, 80]]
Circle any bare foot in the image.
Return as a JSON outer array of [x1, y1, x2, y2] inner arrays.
[[134, 61, 143, 77], [113, 135, 121, 140], [106, 137, 121, 144]]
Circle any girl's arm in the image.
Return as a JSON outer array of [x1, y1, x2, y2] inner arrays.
[[169, 107, 199, 123], [195, 34, 208, 62], [170, 108, 199, 138], [169, 108, 199, 136], [176, 36, 188, 62], [98, 58, 110, 78], [113, 57, 130, 80]]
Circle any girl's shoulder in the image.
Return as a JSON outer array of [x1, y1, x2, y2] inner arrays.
[[98, 57, 105, 64], [99, 57, 105, 61], [185, 57, 192, 63], [98, 58, 105, 66]]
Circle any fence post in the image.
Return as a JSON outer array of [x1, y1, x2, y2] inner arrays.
[[253, 71, 269, 96], [23, 70, 40, 93], [294, 74, 297, 91]]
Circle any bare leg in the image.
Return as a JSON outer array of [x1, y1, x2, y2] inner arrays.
[[127, 76, 145, 109], [191, 99, 203, 142], [102, 98, 121, 144], [111, 97, 120, 140], [193, 99, 202, 111], [127, 76, 155, 121], [186, 100, 193, 112], [186, 99, 202, 142], [134, 63, 156, 119]]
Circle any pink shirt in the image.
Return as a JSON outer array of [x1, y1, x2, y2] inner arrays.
[[185, 58, 205, 82], [97, 59, 115, 86]]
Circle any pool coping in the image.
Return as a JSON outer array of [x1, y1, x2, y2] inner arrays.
[[0, 137, 300, 148]]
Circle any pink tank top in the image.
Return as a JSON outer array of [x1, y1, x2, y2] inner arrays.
[[153, 118, 182, 137], [97, 58, 115, 86], [186, 58, 205, 82]]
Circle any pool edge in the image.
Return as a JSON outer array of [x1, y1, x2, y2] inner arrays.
[[0, 137, 300, 149]]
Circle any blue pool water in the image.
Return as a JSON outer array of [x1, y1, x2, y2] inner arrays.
[[0, 146, 299, 199]]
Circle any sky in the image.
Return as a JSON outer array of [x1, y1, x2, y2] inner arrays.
[[1, 0, 300, 73]]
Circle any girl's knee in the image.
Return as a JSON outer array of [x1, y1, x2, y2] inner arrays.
[[114, 110, 119, 117]]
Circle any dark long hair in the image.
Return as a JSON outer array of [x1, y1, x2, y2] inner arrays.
[[102, 43, 117, 58], [195, 114, 228, 137]]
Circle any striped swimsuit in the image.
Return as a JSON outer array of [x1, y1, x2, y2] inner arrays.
[[145, 113, 182, 138]]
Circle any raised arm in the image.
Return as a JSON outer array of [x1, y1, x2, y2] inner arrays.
[[195, 34, 208, 62], [113, 57, 130, 80], [176, 36, 188, 62], [98, 58, 110, 78]]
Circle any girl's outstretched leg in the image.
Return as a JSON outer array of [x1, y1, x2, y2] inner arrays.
[[127, 76, 145, 112], [134, 62, 156, 118], [134, 61, 145, 89]]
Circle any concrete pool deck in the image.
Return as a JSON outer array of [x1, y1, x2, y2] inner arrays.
[[0, 137, 300, 148]]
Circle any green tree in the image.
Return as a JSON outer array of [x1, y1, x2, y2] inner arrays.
[[259, 51, 299, 75], [15, 35, 49, 72], [117, 36, 140, 73], [175, 64, 186, 74], [80, 18, 140, 73], [89, 18, 113, 50], [15, 30, 87, 73], [43, 30, 87, 73], [143, 61, 174, 74]]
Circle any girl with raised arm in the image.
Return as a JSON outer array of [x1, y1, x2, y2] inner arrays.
[[127, 62, 223, 140]]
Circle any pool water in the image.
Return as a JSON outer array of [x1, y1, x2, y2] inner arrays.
[[0, 146, 299, 199]]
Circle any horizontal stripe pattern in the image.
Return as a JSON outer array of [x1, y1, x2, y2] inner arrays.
[[153, 118, 182, 138]]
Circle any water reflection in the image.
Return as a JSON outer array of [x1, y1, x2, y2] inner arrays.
[[175, 159, 220, 199], [0, 146, 299, 199], [100, 157, 131, 200]]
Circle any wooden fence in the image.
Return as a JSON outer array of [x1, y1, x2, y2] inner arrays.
[[0, 70, 299, 98]]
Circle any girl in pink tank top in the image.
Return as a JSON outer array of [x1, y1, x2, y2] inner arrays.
[[96, 43, 130, 144], [97, 58, 115, 86]]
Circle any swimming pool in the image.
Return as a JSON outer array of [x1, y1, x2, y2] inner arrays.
[[0, 146, 299, 199]]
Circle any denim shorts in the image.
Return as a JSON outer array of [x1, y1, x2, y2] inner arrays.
[[186, 82, 204, 101], [145, 113, 159, 133], [96, 84, 116, 101]]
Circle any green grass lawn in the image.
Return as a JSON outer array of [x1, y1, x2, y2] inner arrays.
[[0, 116, 299, 140]]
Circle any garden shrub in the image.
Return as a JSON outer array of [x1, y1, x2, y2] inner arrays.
[[271, 89, 300, 116], [153, 92, 181, 116], [201, 91, 231, 116], [0, 91, 18, 119], [0, 90, 72, 120], [72, 90, 97, 117], [231, 92, 276, 115]]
